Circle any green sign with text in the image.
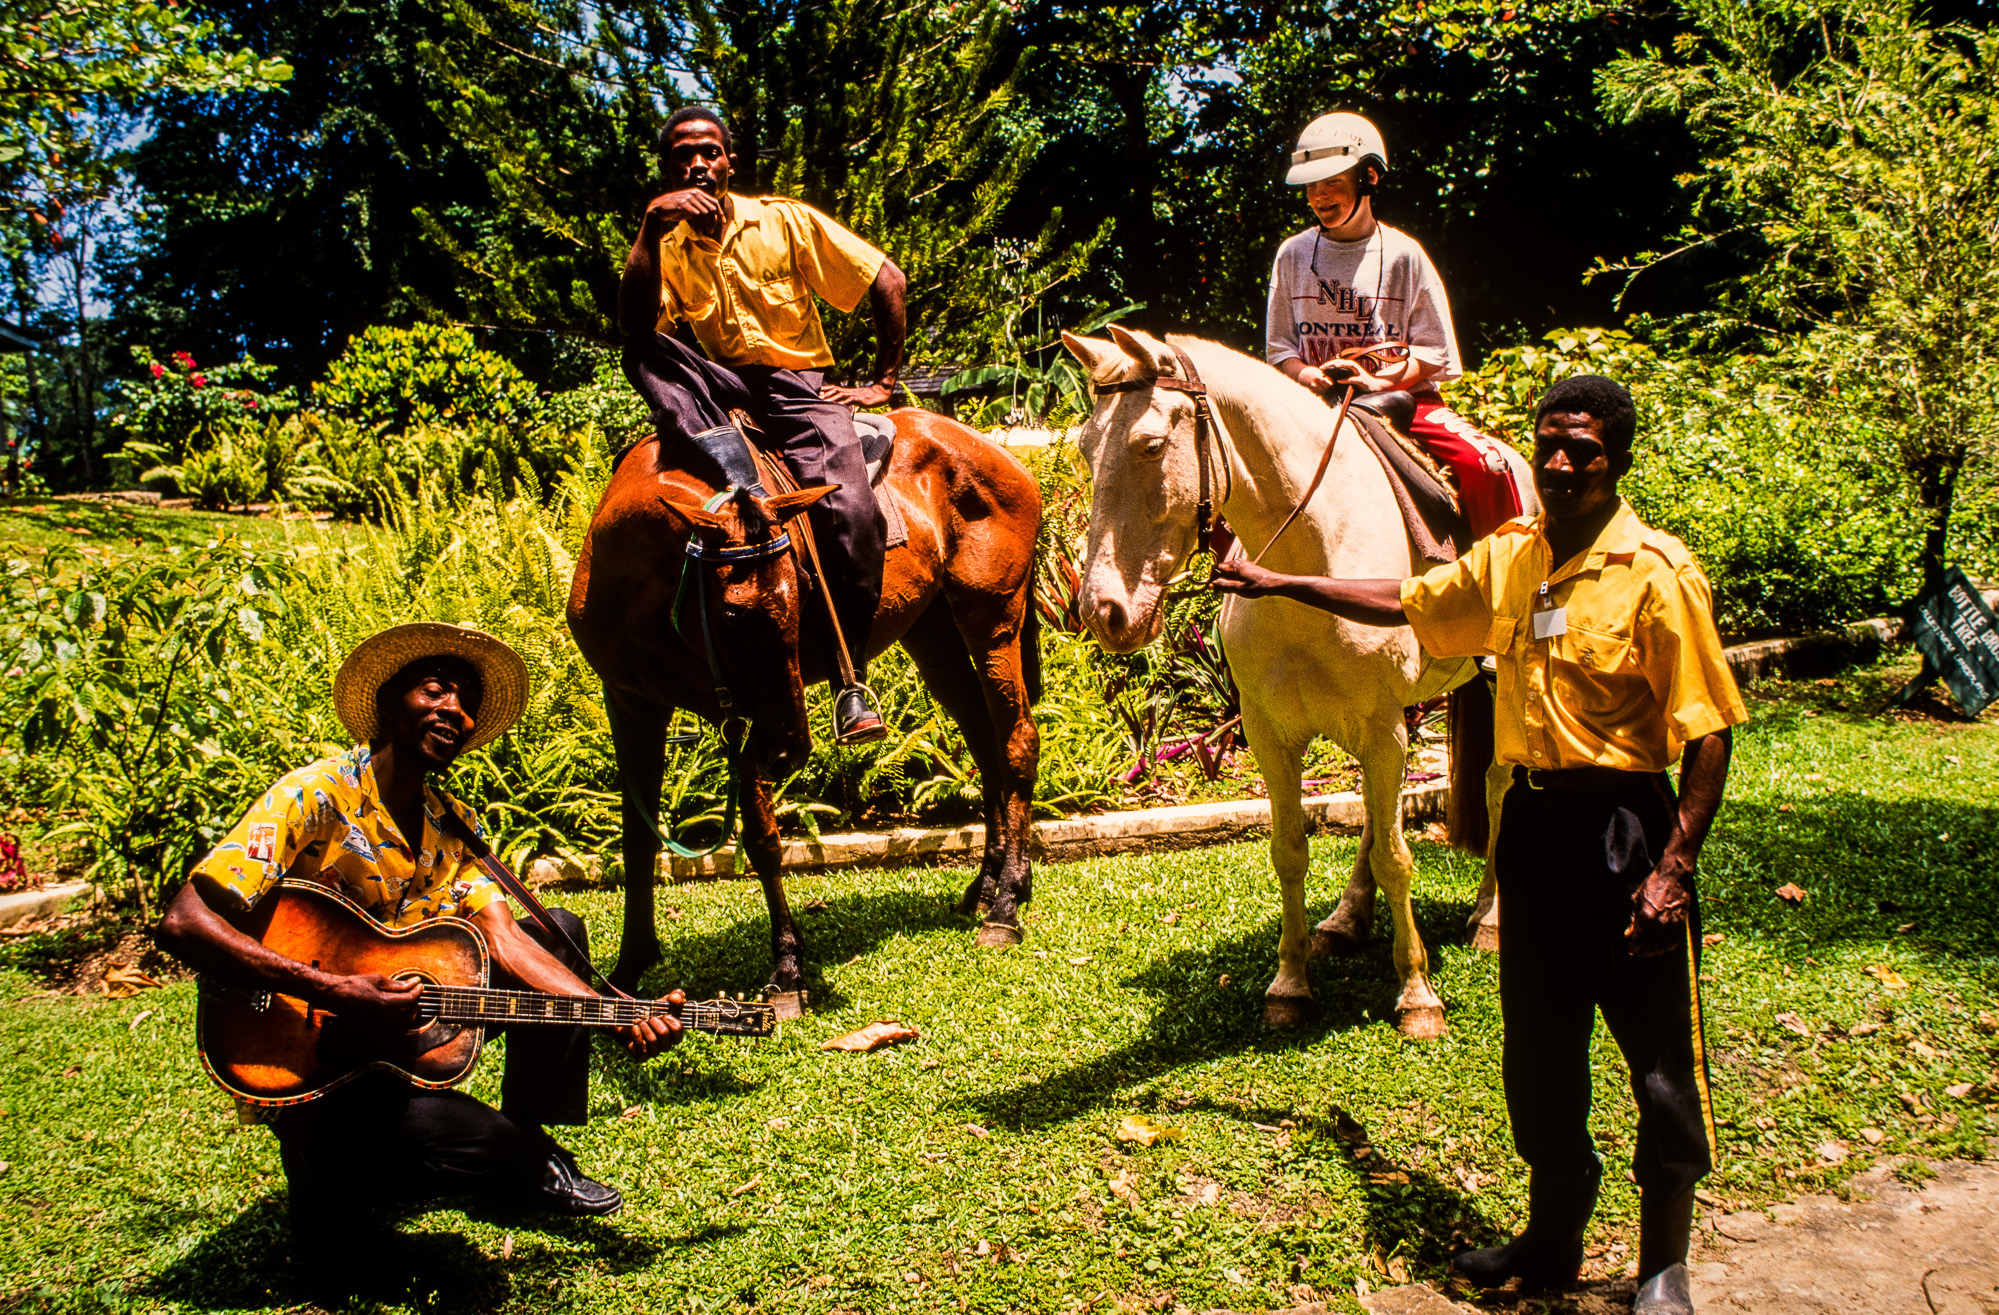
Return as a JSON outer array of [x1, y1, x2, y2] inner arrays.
[[1907, 567, 1999, 718]]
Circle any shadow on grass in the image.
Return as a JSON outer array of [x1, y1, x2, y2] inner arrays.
[[140, 1192, 732, 1313], [630, 885, 979, 1011], [1705, 789, 1999, 961], [963, 891, 1476, 1132]]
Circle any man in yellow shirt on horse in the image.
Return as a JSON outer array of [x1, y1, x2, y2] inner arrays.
[[617, 106, 908, 744], [1215, 375, 1745, 1315]]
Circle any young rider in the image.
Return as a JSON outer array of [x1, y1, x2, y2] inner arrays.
[[1266, 112, 1523, 539]]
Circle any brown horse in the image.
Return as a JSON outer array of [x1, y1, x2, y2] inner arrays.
[[566, 409, 1043, 1009]]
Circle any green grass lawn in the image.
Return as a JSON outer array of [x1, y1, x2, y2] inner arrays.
[[0, 496, 366, 559], [1, 656, 1993, 1315]]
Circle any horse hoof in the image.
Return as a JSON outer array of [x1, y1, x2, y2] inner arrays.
[[975, 922, 1023, 948], [1263, 996, 1316, 1029], [1397, 1005, 1447, 1040], [1311, 925, 1366, 958], [1469, 921, 1500, 954], [767, 991, 808, 1020]]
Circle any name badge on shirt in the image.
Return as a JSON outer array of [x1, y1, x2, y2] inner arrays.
[[1532, 607, 1568, 640]]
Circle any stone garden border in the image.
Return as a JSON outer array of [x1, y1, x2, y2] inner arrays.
[[594, 590, 1992, 886]]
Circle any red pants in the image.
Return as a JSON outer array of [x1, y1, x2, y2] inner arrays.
[[1409, 399, 1524, 540]]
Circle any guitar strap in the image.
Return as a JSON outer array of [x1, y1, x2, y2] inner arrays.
[[434, 809, 637, 1002]]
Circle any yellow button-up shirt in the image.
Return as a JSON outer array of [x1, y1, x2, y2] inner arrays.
[[1401, 500, 1748, 772], [193, 745, 504, 927], [655, 194, 886, 372]]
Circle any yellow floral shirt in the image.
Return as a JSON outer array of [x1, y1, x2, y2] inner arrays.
[[193, 745, 505, 927]]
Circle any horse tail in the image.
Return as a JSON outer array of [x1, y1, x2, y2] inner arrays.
[[1022, 593, 1044, 705], [1445, 667, 1494, 855]]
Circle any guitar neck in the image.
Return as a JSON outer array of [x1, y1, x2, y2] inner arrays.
[[420, 985, 768, 1035]]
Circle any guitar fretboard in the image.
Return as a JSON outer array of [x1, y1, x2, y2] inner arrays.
[[418, 985, 771, 1034]]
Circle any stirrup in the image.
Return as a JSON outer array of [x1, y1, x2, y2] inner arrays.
[[834, 683, 887, 745]]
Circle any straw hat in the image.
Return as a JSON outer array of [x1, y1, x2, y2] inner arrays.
[[333, 623, 529, 753]]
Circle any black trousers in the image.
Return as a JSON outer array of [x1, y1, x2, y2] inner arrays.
[[271, 908, 595, 1226], [624, 332, 884, 673], [1493, 769, 1716, 1199]]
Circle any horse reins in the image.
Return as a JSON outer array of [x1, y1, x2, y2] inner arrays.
[[1093, 342, 1231, 555], [1248, 340, 1414, 563]]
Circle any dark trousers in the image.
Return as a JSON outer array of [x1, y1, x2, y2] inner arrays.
[[624, 332, 884, 673], [1493, 770, 1716, 1199], [271, 908, 594, 1227]]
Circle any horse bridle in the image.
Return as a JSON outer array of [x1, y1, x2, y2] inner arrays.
[[671, 487, 792, 713], [1093, 342, 1232, 555]]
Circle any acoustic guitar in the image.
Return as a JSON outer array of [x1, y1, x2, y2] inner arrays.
[[197, 880, 775, 1107]]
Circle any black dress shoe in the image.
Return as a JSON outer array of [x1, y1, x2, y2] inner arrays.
[[1451, 1161, 1601, 1290], [537, 1149, 623, 1216], [1632, 1261, 1694, 1313], [834, 684, 887, 744]]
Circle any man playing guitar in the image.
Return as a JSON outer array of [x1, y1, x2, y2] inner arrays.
[[158, 623, 682, 1260]]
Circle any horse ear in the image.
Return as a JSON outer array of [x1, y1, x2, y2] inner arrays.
[[1061, 330, 1126, 381], [1106, 324, 1171, 377], [657, 495, 729, 536], [756, 486, 836, 522]]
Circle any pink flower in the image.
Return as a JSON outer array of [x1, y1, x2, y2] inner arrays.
[[191, 374, 207, 388], [243, 398, 258, 409], [173, 351, 196, 369], [150, 362, 165, 379]]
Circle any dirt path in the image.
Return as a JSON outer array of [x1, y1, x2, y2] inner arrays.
[[1340, 1157, 1999, 1315]]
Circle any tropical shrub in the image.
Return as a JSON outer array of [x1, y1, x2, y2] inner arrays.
[[314, 323, 544, 433], [0, 540, 307, 916], [111, 348, 296, 462], [1454, 327, 1929, 636]]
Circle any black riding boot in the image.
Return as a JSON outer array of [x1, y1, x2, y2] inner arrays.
[[1632, 1185, 1696, 1313], [1451, 1160, 1601, 1290]]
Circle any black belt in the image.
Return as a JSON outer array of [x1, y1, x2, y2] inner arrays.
[[1512, 763, 1666, 793]]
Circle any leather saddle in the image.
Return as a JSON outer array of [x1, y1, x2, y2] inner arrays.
[[852, 412, 895, 488], [680, 410, 896, 497], [1343, 392, 1467, 564]]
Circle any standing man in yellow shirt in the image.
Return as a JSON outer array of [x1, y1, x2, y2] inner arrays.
[[617, 106, 909, 742], [1213, 376, 1746, 1315]]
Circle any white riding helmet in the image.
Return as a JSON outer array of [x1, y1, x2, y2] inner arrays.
[[1285, 112, 1388, 186]]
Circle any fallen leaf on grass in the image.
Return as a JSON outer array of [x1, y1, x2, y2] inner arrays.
[[1980, 1012, 1999, 1034], [102, 964, 161, 999], [1818, 1140, 1848, 1164], [1847, 1022, 1882, 1037], [1911, 1040, 1942, 1061], [1859, 1128, 1885, 1145], [1863, 965, 1909, 989], [61, 1065, 81, 1078], [1107, 1173, 1138, 1206], [1946, 1083, 1974, 1099], [1774, 1012, 1811, 1036], [1702, 933, 1726, 947], [128, 1009, 154, 1031], [620, 1105, 643, 1119], [1115, 1115, 1183, 1147], [1803, 772, 1825, 781], [1216, 974, 1231, 989], [1777, 803, 1794, 813], [1161, 912, 1180, 926], [819, 1020, 920, 1052], [1896, 921, 1917, 933], [500, 1234, 513, 1260], [730, 1174, 761, 1197], [1774, 883, 1808, 905], [1067, 956, 1093, 965], [965, 1124, 990, 1139]]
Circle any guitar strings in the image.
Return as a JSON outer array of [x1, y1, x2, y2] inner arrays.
[[414, 984, 764, 1030]]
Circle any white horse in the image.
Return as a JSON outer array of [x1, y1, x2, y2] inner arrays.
[[1063, 326, 1537, 1037]]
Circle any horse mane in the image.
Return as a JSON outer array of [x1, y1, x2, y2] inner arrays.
[[1164, 334, 1336, 450]]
